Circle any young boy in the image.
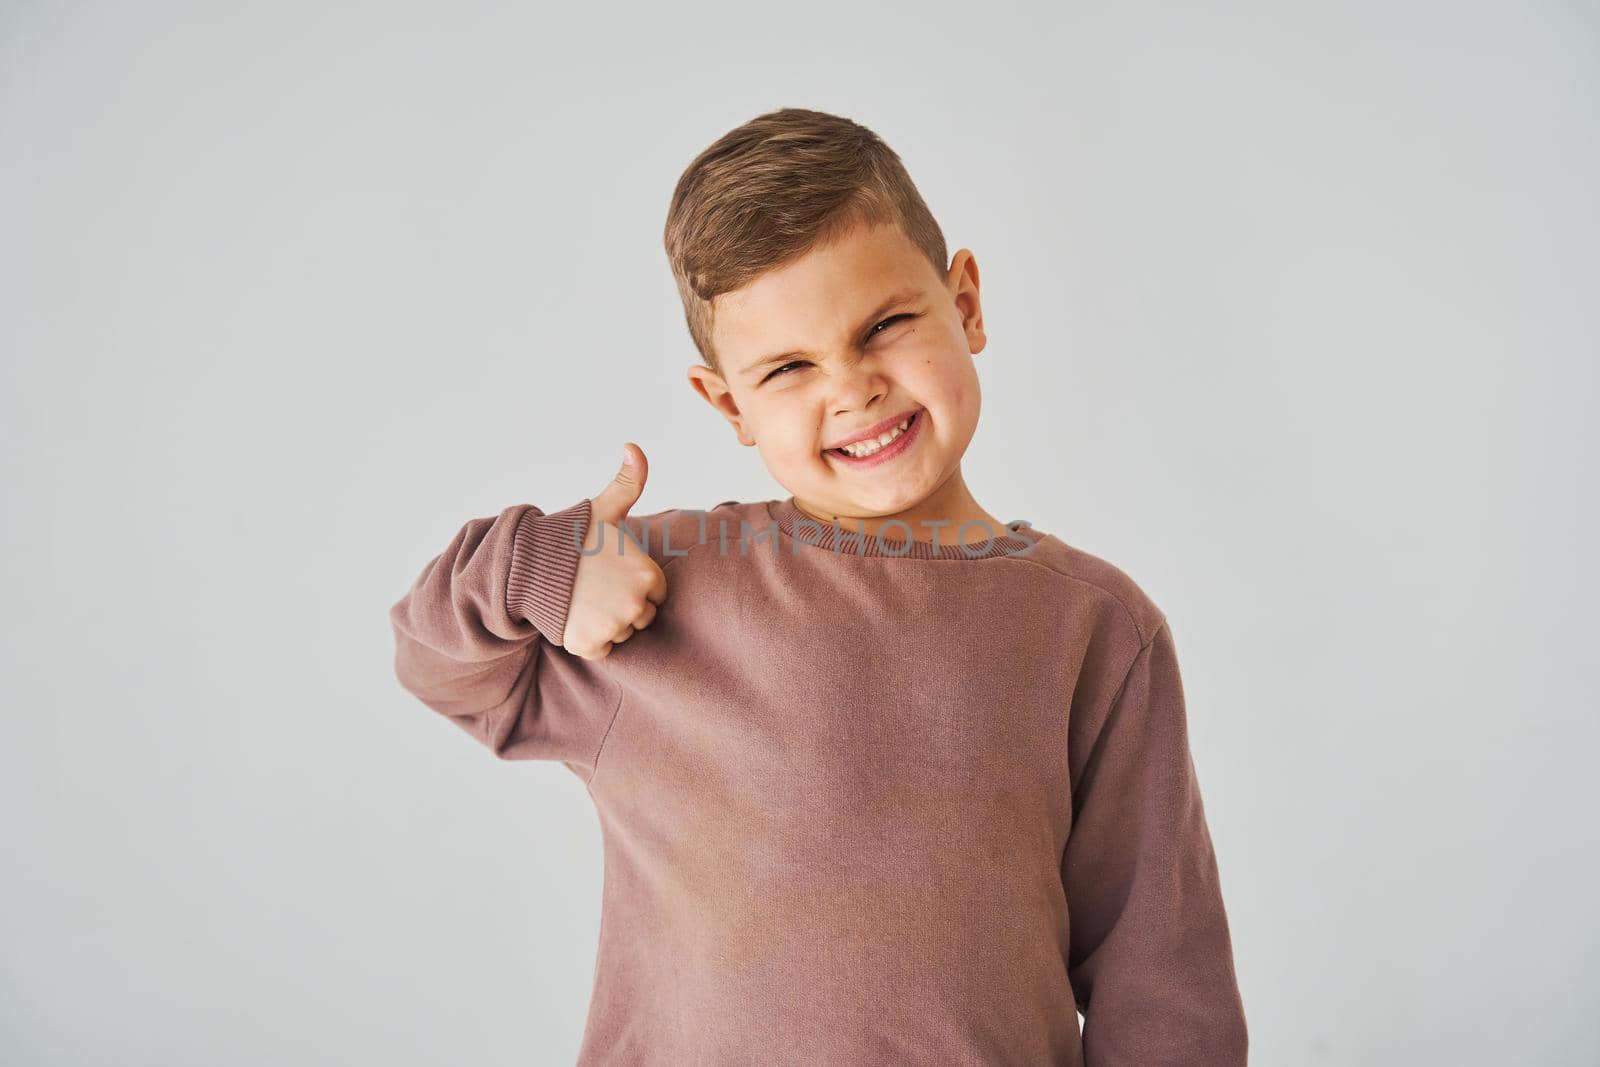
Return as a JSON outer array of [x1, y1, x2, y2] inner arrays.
[[389, 107, 1248, 1065]]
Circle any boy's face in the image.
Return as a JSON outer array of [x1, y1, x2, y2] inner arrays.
[[687, 221, 987, 524]]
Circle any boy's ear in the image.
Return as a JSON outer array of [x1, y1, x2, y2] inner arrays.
[[947, 248, 987, 357], [686, 365, 757, 446]]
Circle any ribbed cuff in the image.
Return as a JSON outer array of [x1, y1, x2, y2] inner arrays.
[[506, 498, 592, 645]]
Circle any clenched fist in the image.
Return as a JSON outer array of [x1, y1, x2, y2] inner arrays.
[[560, 442, 668, 659]]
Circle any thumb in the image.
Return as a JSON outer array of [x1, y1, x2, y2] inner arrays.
[[590, 442, 648, 524]]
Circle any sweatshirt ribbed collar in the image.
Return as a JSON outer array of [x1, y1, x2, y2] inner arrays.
[[767, 497, 1039, 560]]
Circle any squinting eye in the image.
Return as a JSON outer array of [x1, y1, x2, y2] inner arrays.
[[763, 360, 807, 383], [760, 314, 916, 384]]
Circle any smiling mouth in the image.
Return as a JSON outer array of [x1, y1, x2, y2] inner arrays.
[[824, 409, 922, 462]]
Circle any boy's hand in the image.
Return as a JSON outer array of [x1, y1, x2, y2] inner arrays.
[[561, 443, 668, 659]]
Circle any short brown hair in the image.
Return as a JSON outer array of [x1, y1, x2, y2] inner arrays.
[[663, 107, 949, 376]]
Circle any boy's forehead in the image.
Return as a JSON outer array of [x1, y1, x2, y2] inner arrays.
[[714, 224, 939, 364]]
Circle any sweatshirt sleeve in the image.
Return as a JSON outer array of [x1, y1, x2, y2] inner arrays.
[[388, 498, 621, 778], [1061, 618, 1249, 1065]]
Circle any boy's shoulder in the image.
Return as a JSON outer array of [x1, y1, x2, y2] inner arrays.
[[1009, 525, 1168, 649]]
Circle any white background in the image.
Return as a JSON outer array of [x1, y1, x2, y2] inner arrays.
[[3, 1, 1595, 1063]]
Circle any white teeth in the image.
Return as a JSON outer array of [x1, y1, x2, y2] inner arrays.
[[837, 416, 912, 458]]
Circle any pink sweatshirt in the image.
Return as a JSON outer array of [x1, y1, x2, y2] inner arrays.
[[388, 495, 1248, 1065]]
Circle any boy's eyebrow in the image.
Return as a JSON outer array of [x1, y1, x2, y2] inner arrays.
[[740, 288, 924, 380]]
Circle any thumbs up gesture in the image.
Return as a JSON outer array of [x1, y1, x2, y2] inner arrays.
[[560, 443, 669, 660]]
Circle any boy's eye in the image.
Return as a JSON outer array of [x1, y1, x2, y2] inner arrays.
[[871, 313, 915, 335], [764, 360, 808, 382], [759, 314, 917, 384]]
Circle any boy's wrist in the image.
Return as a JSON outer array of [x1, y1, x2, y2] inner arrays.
[[507, 498, 593, 643]]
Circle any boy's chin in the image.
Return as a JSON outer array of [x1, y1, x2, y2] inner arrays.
[[799, 482, 939, 517]]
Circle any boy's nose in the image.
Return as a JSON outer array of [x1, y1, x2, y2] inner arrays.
[[828, 363, 890, 416]]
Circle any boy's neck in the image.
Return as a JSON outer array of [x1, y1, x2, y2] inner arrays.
[[791, 468, 1008, 546]]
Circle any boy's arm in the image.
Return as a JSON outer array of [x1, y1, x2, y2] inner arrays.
[[388, 498, 620, 777], [1062, 618, 1249, 1065]]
